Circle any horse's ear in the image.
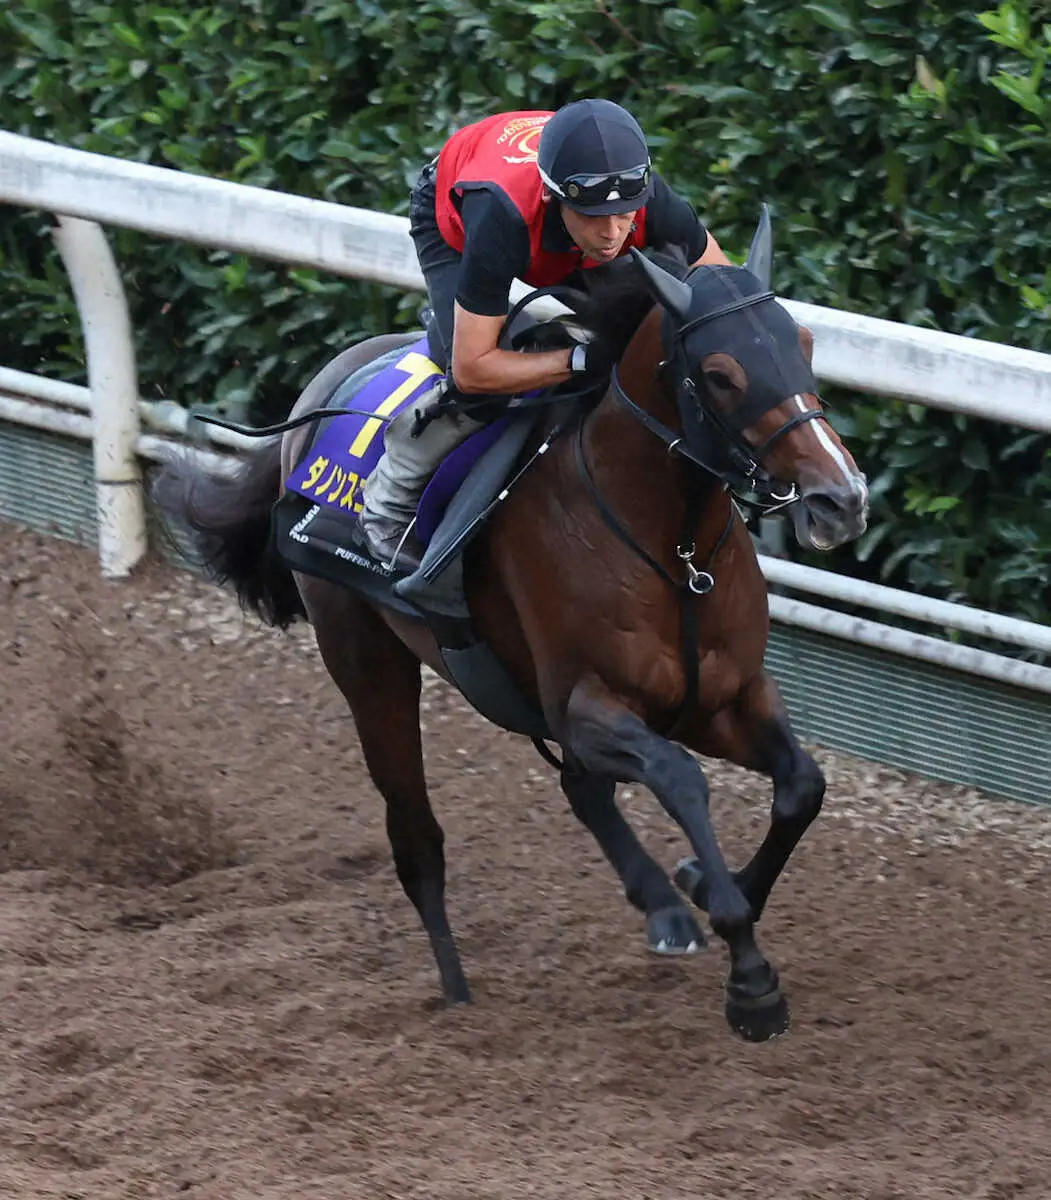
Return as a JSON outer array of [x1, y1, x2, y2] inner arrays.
[[629, 248, 693, 320], [744, 202, 773, 289]]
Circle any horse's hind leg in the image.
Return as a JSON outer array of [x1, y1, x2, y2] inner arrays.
[[676, 671, 825, 926], [561, 759, 704, 954], [297, 574, 470, 1004]]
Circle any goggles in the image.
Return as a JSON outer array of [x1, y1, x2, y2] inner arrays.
[[539, 163, 651, 206]]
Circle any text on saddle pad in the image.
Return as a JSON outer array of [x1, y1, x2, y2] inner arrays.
[[284, 340, 443, 512]]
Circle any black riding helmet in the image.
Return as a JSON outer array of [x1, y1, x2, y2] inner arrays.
[[537, 98, 654, 216]]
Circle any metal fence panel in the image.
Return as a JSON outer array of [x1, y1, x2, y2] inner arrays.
[[0, 421, 96, 544], [765, 625, 1050, 806]]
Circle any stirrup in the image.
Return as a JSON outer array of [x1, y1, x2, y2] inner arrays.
[[361, 515, 423, 575], [386, 517, 423, 574]]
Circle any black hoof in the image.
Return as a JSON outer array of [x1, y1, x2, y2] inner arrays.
[[430, 932, 471, 1005], [646, 905, 705, 955], [442, 973, 471, 1004], [725, 988, 790, 1042]]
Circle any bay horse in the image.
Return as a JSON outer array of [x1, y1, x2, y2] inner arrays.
[[154, 224, 868, 1042]]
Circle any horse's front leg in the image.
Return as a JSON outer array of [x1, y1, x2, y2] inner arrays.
[[560, 681, 789, 1042], [676, 671, 825, 925], [561, 759, 705, 955]]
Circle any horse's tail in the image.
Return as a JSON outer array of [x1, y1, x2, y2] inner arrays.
[[151, 439, 306, 630]]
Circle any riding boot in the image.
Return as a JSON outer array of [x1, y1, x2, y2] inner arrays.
[[361, 386, 486, 572]]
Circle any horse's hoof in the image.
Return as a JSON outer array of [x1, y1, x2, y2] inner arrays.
[[439, 970, 472, 1005], [725, 988, 790, 1042], [673, 856, 709, 911], [646, 905, 706, 955]]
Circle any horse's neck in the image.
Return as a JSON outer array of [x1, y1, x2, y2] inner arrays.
[[593, 304, 678, 445], [582, 311, 728, 546]]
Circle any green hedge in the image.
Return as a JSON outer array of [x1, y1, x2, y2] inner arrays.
[[1, 0, 1048, 622]]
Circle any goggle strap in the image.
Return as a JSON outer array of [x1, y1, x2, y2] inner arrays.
[[537, 165, 566, 197]]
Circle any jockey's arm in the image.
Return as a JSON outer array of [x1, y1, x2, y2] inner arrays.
[[450, 303, 574, 395], [450, 231, 732, 394], [449, 189, 576, 395]]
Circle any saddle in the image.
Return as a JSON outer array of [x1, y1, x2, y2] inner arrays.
[[272, 329, 567, 743]]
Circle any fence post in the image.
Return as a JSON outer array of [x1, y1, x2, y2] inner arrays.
[[51, 215, 146, 577]]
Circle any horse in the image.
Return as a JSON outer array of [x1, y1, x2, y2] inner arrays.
[[153, 219, 869, 1042]]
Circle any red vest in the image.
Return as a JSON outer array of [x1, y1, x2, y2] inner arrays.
[[434, 111, 648, 289]]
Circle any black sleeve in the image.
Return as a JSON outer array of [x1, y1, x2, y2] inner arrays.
[[644, 173, 708, 263], [454, 187, 531, 317]]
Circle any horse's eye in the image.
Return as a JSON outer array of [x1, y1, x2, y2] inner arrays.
[[705, 371, 735, 391]]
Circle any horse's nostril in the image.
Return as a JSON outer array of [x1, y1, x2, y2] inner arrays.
[[806, 492, 844, 523], [807, 485, 866, 523]]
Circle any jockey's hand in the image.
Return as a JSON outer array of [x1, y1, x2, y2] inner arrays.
[[517, 321, 576, 353], [575, 336, 620, 380]]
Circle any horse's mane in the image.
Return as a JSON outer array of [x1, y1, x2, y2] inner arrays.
[[517, 244, 691, 360], [568, 244, 691, 355]]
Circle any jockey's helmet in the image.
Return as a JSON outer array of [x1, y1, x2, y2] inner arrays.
[[537, 98, 654, 216]]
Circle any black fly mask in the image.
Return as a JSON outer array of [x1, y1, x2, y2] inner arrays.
[[615, 208, 829, 508]]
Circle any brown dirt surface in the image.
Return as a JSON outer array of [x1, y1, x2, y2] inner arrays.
[[2, 522, 1050, 1200]]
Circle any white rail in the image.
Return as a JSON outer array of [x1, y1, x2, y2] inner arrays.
[[1, 129, 1049, 687], [785, 300, 1051, 433], [759, 556, 1051, 655], [0, 392, 234, 474], [4, 131, 1050, 428], [768, 596, 1051, 695], [0, 365, 257, 452], [50, 216, 146, 576], [0, 131, 423, 289]]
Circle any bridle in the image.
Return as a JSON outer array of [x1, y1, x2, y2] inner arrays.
[[609, 286, 832, 514]]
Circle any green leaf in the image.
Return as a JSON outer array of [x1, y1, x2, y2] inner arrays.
[[112, 23, 145, 52], [5, 12, 70, 57], [1020, 284, 1047, 311], [802, 3, 855, 34], [961, 439, 990, 470], [991, 73, 1048, 119]]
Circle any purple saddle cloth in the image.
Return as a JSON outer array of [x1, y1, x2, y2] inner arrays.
[[283, 335, 511, 546]]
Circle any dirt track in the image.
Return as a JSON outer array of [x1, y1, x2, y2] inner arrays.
[[2, 523, 1050, 1199]]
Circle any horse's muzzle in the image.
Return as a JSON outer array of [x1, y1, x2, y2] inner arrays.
[[792, 477, 869, 551]]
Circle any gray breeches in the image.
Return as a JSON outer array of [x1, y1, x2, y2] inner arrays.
[[362, 386, 486, 527]]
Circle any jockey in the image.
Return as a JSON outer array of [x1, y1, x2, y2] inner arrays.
[[361, 97, 732, 570]]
